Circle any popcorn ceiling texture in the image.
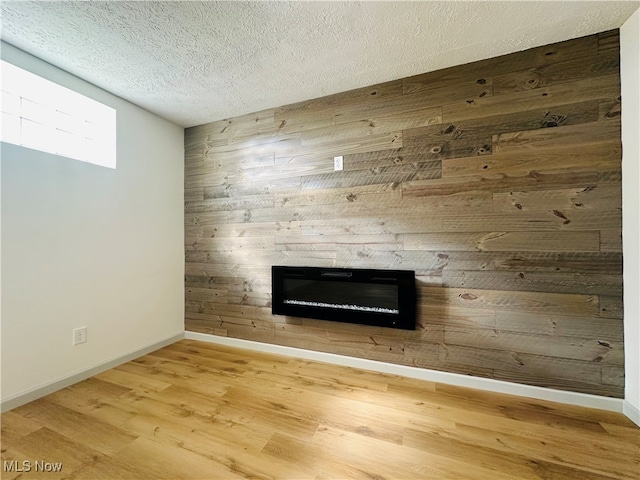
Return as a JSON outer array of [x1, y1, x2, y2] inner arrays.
[[0, 1, 637, 127]]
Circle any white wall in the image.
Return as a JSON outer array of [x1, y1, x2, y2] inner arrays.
[[1, 42, 184, 407], [621, 8, 640, 427]]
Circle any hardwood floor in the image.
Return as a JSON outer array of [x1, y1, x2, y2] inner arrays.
[[1, 339, 638, 479]]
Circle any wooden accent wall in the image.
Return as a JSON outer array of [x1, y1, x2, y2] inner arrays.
[[184, 31, 623, 398]]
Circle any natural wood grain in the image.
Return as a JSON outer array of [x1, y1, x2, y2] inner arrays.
[[404, 231, 600, 252], [441, 142, 621, 180], [404, 100, 600, 148], [442, 74, 620, 123], [444, 326, 623, 363], [183, 31, 623, 398], [492, 185, 621, 212], [2, 340, 637, 480], [403, 33, 602, 94], [403, 170, 601, 198], [492, 50, 620, 94], [423, 286, 599, 316], [442, 269, 622, 295], [492, 119, 621, 153], [493, 310, 624, 339]]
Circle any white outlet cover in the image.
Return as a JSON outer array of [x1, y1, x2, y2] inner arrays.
[[334, 156, 344, 171], [73, 327, 87, 345]]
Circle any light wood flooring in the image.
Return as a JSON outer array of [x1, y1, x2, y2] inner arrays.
[[1, 339, 638, 479]]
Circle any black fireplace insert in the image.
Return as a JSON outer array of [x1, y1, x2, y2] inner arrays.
[[272, 266, 416, 330]]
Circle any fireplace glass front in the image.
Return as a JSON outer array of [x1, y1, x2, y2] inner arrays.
[[272, 266, 416, 330]]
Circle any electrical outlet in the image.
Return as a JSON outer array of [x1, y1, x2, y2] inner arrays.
[[333, 155, 344, 171], [73, 327, 87, 346]]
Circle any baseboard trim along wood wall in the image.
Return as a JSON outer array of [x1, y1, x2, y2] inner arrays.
[[0, 332, 184, 413], [623, 399, 640, 427], [3, 330, 634, 424], [185, 331, 625, 415]]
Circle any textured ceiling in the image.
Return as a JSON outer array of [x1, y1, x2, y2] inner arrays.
[[1, 1, 638, 127]]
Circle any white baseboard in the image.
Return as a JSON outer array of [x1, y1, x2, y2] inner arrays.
[[623, 399, 640, 427], [0, 332, 185, 413], [186, 332, 625, 414], [4, 330, 631, 423]]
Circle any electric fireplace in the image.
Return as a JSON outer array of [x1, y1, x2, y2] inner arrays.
[[272, 266, 416, 330]]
